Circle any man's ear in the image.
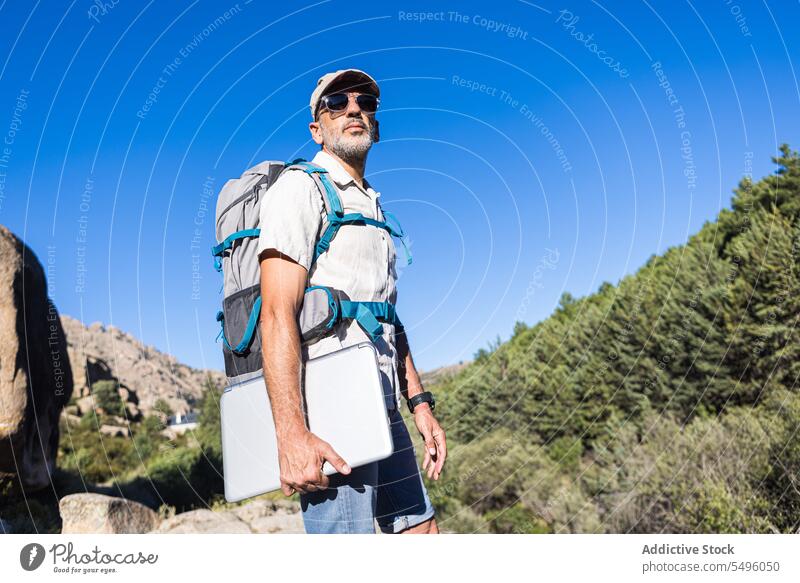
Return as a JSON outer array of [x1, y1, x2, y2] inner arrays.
[[309, 120, 323, 145], [373, 118, 380, 143]]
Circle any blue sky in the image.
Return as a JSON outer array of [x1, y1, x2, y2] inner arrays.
[[0, 0, 798, 374]]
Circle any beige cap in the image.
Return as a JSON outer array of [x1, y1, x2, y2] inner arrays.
[[309, 69, 380, 119]]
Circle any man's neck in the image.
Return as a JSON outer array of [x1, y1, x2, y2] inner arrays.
[[322, 146, 367, 189]]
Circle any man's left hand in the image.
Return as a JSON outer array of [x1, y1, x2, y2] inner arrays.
[[413, 404, 447, 480]]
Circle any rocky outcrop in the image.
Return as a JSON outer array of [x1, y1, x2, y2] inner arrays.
[[0, 225, 72, 491], [59, 493, 160, 534], [60, 315, 225, 418], [152, 509, 253, 534], [152, 499, 304, 534], [230, 499, 305, 534], [58, 493, 303, 534]]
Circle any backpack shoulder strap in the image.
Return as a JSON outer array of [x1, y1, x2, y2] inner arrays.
[[282, 158, 413, 267], [282, 159, 347, 265], [283, 159, 343, 217]]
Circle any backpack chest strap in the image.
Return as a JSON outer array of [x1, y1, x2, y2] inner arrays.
[[313, 211, 412, 266]]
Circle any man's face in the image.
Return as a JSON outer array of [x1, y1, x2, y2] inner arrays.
[[310, 83, 379, 161]]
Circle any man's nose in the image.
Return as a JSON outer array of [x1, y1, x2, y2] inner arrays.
[[345, 94, 362, 116]]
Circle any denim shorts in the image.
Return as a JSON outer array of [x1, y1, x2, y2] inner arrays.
[[299, 406, 436, 534]]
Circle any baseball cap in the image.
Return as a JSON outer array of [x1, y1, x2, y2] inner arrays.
[[309, 69, 380, 119]]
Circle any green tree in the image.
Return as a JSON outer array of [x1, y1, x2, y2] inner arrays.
[[91, 380, 124, 416]]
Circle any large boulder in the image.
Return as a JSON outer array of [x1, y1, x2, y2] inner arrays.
[[59, 493, 159, 534], [0, 225, 72, 491], [152, 509, 252, 534]]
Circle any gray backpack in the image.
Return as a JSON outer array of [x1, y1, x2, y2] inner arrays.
[[212, 158, 411, 385]]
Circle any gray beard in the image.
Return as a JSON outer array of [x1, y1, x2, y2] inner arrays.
[[322, 123, 375, 166]]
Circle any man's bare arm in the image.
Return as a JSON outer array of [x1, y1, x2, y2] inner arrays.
[[259, 249, 350, 495], [395, 323, 447, 480], [259, 249, 307, 437]]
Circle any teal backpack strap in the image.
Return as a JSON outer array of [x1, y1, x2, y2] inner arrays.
[[339, 299, 400, 343], [284, 158, 344, 216], [284, 158, 412, 267], [284, 159, 347, 265], [211, 228, 261, 272], [380, 209, 413, 266]]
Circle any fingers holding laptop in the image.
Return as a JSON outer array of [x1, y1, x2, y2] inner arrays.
[[277, 429, 351, 496]]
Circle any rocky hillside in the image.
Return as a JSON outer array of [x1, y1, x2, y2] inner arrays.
[[61, 315, 225, 418]]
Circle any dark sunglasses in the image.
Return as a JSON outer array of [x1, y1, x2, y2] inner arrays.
[[317, 92, 379, 118]]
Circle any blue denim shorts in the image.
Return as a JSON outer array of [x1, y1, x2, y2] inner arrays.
[[299, 406, 436, 534]]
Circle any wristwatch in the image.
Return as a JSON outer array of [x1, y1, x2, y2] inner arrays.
[[407, 391, 435, 414]]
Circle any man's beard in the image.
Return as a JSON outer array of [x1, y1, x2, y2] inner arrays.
[[322, 120, 375, 165]]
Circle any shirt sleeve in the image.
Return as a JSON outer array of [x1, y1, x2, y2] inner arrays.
[[256, 170, 324, 272]]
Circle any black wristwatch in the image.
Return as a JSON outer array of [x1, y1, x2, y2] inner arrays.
[[407, 391, 435, 414]]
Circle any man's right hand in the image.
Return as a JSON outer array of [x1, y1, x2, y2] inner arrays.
[[277, 429, 351, 496]]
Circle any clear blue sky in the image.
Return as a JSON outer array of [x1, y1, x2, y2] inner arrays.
[[0, 0, 798, 374]]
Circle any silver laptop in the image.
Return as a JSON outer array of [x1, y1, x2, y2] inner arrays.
[[220, 342, 394, 503]]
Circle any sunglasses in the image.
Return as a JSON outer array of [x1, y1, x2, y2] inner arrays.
[[317, 92, 380, 118]]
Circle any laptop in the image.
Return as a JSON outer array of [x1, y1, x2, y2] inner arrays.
[[220, 342, 394, 503]]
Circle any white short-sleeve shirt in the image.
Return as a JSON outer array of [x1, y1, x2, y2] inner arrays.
[[257, 150, 402, 410]]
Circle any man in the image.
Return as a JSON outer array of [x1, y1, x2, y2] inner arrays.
[[256, 69, 447, 534]]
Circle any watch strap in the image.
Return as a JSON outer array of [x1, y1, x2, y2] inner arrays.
[[408, 391, 434, 414]]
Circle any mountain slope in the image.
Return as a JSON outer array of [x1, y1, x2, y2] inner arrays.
[[430, 144, 800, 533], [61, 314, 225, 416]]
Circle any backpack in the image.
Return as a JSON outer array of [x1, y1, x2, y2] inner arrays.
[[211, 158, 412, 385]]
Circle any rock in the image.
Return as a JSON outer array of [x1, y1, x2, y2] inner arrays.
[[0, 225, 73, 491], [63, 404, 80, 416], [60, 315, 224, 419], [125, 402, 141, 420], [99, 424, 128, 437], [75, 396, 95, 415], [249, 511, 304, 534], [62, 413, 81, 425], [152, 509, 252, 534], [229, 499, 303, 533], [60, 493, 159, 534]]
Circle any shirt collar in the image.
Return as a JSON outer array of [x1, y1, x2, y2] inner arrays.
[[311, 149, 380, 198]]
